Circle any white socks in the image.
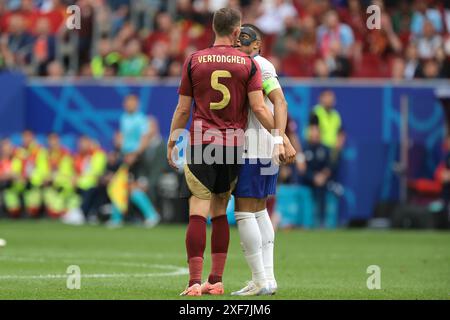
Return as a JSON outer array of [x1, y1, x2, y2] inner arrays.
[[255, 209, 275, 282], [234, 211, 266, 287]]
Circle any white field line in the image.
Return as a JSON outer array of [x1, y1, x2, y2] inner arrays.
[[0, 269, 188, 280], [0, 255, 188, 280], [0, 255, 180, 268]]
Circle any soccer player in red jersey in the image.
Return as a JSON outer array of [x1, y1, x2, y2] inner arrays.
[[167, 8, 288, 296]]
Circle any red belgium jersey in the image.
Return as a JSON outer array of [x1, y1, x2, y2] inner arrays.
[[178, 45, 262, 145]]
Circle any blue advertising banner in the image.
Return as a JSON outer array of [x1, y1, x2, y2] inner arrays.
[[0, 72, 26, 135], [2, 76, 447, 222]]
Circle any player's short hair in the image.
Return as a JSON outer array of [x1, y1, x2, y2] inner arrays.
[[213, 7, 242, 37]]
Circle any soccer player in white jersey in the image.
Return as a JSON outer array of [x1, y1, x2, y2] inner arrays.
[[232, 24, 297, 296]]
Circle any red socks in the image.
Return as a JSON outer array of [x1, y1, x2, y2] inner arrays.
[[208, 215, 229, 284], [186, 215, 206, 286], [185, 214, 229, 286]]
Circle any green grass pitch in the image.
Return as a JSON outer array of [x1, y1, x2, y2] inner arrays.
[[0, 220, 449, 299]]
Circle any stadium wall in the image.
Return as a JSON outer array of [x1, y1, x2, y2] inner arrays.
[[0, 72, 26, 135], [2, 76, 447, 222]]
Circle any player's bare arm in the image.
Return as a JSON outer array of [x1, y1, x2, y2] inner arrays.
[[267, 87, 296, 164], [268, 87, 287, 140], [167, 94, 192, 169], [248, 90, 275, 130], [248, 90, 286, 163]]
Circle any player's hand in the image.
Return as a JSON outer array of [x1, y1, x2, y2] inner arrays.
[[272, 142, 285, 165], [283, 137, 296, 164], [167, 144, 179, 170]]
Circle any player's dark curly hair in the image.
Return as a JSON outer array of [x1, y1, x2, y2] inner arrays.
[[241, 23, 263, 41]]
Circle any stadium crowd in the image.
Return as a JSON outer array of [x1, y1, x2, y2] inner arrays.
[[0, 0, 449, 79]]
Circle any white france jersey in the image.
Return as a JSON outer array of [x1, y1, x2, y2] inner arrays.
[[245, 55, 281, 159]]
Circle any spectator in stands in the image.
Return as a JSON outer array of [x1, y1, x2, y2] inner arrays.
[[62, 136, 107, 224], [3, 14, 34, 68], [301, 124, 332, 228], [143, 11, 172, 57], [323, 39, 351, 77], [32, 17, 56, 76], [148, 40, 170, 76], [0, 138, 18, 216], [3, 0, 39, 33], [297, 15, 318, 58], [404, 43, 420, 79], [414, 19, 443, 60], [0, 0, 448, 78], [310, 89, 346, 213], [366, 0, 402, 57], [74, 0, 94, 67], [338, 0, 366, 46], [255, 0, 298, 35], [0, 50, 5, 71], [311, 90, 345, 156], [46, 60, 64, 78], [112, 21, 137, 52], [109, 2, 129, 36], [92, 131, 124, 224], [37, 0, 66, 34], [11, 130, 49, 217], [43, 133, 75, 218], [317, 10, 355, 58], [410, 0, 443, 36], [118, 39, 148, 77], [273, 14, 303, 58], [175, 0, 210, 25], [0, 1, 6, 33], [415, 58, 442, 79], [109, 94, 160, 227], [391, 55, 406, 80], [91, 37, 121, 78], [391, 0, 413, 46], [167, 60, 182, 77], [438, 38, 450, 78], [143, 64, 160, 78], [314, 58, 330, 78]]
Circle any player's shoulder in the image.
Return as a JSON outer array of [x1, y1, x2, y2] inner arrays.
[[192, 47, 211, 56], [187, 47, 212, 62], [193, 46, 247, 56], [254, 55, 272, 67], [254, 55, 276, 73]]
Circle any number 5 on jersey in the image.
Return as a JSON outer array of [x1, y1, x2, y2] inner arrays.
[[210, 70, 231, 110]]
